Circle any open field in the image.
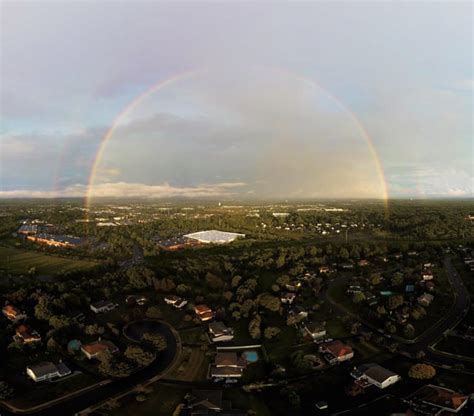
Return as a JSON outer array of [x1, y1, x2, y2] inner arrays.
[[0, 246, 98, 275]]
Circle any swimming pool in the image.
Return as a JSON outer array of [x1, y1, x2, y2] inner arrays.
[[243, 350, 259, 363]]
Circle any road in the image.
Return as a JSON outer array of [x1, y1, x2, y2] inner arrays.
[[325, 256, 471, 363]]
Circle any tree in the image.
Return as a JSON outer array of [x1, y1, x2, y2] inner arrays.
[[0, 381, 13, 400], [125, 346, 154, 366], [248, 314, 262, 340], [258, 293, 281, 312], [391, 272, 404, 287], [403, 324, 415, 338], [352, 292, 366, 304], [408, 363, 436, 379], [142, 332, 167, 351], [145, 306, 162, 319], [264, 327, 281, 339], [387, 295, 404, 310]]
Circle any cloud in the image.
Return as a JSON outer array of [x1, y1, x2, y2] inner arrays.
[[0, 181, 247, 199]]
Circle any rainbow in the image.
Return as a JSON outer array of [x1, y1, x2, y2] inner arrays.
[[85, 66, 389, 216]]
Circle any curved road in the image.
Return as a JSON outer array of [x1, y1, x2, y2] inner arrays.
[[325, 256, 471, 363]]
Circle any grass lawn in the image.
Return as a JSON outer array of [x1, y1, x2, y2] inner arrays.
[[435, 335, 474, 358], [165, 346, 209, 381], [8, 373, 97, 409], [0, 246, 98, 275], [111, 384, 186, 416], [223, 388, 272, 416]]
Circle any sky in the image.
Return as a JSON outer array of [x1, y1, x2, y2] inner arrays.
[[0, 1, 472, 200]]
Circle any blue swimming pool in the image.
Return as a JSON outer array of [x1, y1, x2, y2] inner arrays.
[[243, 350, 259, 363]]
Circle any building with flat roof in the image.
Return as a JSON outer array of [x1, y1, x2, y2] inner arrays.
[[27, 233, 83, 248], [184, 230, 245, 244]]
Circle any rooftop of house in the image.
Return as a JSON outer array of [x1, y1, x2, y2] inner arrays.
[[208, 321, 232, 335], [16, 324, 40, 340], [322, 340, 353, 357], [215, 352, 246, 368], [82, 340, 118, 355], [195, 304, 213, 314], [408, 384, 468, 411], [187, 389, 223, 411], [2, 304, 21, 316], [91, 300, 114, 309], [356, 363, 398, 383]]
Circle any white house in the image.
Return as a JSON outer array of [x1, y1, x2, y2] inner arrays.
[[26, 361, 71, 382], [351, 363, 400, 389], [90, 300, 116, 314], [164, 295, 188, 309]]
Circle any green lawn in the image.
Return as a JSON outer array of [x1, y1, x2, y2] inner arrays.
[[0, 246, 98, 275], [111, 384, 187, 416]]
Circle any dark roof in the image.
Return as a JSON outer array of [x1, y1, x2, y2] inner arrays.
[[358, 363, 398, 383], [27, 362, 58, 378]]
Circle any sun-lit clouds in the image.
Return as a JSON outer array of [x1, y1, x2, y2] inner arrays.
[[0, 181, 248, 199]]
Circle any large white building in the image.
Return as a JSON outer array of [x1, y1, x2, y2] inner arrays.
[[183, 230, 245, 244], [351, 363, 400, 389]]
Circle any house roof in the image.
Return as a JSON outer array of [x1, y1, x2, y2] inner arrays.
[[322, 340, 353, 357], [2, 304, 20, 316], [27, 362, 58, 378], [358, 363, 398, 383], [91, 300, 114, 309], [195, 304, 212, 314], [16, 324, 40, 340], [188, 389, 223, 410], [411, 384, 468, 411], [82, 340, 118, 355], [215, 352, 245, 367], [208, 321, 230, 335]]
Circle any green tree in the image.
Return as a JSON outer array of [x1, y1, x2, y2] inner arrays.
[[408, 363, 436, 379]]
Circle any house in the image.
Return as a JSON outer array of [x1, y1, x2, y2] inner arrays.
[[125, 295, 147, 306], [15, 324, 41, 343], [418, 293, 434, 307], [90, 300, 116, 314], [195, 304, 215, 322], [303, 322, 326, 340], [340, 262, 354, 270], [351, 363, 400, 389], [423, 262, 434, 269], [422, 271, 434, 281], [26, 361, 71, 382], [404, 384, 468, 414], [358, 259, 369, 267], [285, 282, 301, 292], [185, 389, 247, 416], [2, 305, 27, 322], [346, 285, 362, 294], [81, 340, 119, 359], [318, 266, 331, 274], [208, 322, 234, 343], [280, 292, 296, 304], [425, 281, 435, 291], [209, 352, 246, 379], [319, 340, 353, 364], [164, 295, 188, 309]]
